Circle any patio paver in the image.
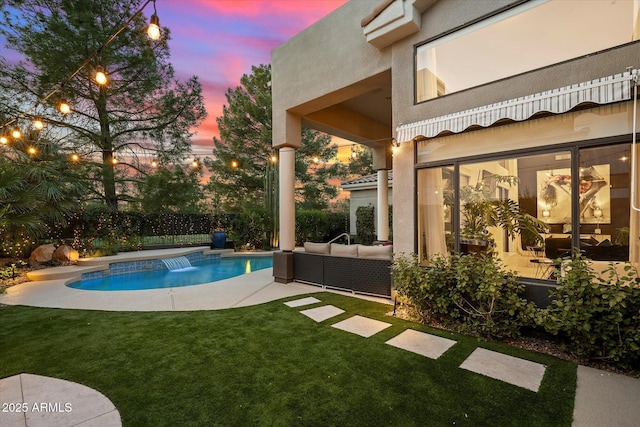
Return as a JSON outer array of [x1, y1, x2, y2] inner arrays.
[[0, 373, 121, 427], [284, 296, 321, 307], [460, 347, 546, 392], [385, 329, 457, 359], [331, 315, 392, 337], [299, 305, 345, 322]]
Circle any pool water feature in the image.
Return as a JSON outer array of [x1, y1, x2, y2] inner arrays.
[[69, 255, 273, 291], [161, 256, 193, 271]]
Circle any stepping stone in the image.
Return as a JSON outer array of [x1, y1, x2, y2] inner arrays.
[[300, 305, 344, 322], [331, 315, 391, 337], [285, 296, 321, 307], [460, 348, 546, 392], [385, 329, 456, 359]]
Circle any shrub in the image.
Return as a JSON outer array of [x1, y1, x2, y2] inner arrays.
[[295, 210, 328, 244], [393, 252, 536, 339], [231, 208, 271, 250], [542, 252, 640, 368], [356, 205, 375, 245]]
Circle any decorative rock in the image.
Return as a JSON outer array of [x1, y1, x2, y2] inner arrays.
[[29, 243, 56, 263], [53, 245, 79, 263]]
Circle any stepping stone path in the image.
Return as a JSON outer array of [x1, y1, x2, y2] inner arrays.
[[386, 328, 456, 359], [332, 315, 392, 337], [284, 296, 548, 392]]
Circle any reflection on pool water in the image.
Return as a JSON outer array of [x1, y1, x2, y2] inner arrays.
[[69, 256, 273, 291]]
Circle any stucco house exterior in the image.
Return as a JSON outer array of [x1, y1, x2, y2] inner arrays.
[[341, 171, 393, 236], [271, 0, 639, 286]]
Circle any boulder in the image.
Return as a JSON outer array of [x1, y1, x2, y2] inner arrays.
[[53, 245, 79, 263], [29, 244, 56, 263]]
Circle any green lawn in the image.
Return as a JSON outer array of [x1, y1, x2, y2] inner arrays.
[[0, 292, 576, 426]]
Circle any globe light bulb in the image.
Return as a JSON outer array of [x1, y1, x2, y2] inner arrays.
[[12, 127, 21, 139], [95, 66, 108, 85], [147, 14, 160, 40], [0, 135, 8, 144], [33, 118, 44, 130], [59, 99, 70, 114]]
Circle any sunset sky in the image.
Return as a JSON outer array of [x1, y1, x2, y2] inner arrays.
[[1, 0, 350, 157], [152, 0, 349, 156]]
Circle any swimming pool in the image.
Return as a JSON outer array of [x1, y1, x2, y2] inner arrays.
[[68, 256, 273, 291]]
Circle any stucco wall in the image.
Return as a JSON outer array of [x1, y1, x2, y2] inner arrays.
[[271, 0, 391, 146], [348, 188, 394, 235]]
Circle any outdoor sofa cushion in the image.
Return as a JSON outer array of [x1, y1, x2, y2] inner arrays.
[[357, 244, 392, 259], [303, 242, 330, 254], [330, 243, 358, 257]]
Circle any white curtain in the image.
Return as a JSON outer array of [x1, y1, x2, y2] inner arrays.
[[418, 168, 448, 260]]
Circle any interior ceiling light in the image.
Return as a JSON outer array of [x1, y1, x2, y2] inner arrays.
[[58, 98, 70, 114], [95, 66, 108, 85]]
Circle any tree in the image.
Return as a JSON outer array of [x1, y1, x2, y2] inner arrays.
[[0, 0, 207, 211], [134, 164, 205, 213], [0, 129, 88, 256], [347, 145, 375, 177], [204, 64, 345, 212]]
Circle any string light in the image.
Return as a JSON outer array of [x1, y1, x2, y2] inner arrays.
[[0, 135, 8, 144], [12, 127, 22, 139], [270, 154, 278, 163], [192, 159, 199, 168], [70, 153, 80, 162], [28, 146, 37, 155], [58, 98, 70, 114], [95, 66, 108, 85], [33, 118, 44, 130], [231, 160, 239, 169], [147, 0, 160, 40], [151, 159, 158, 167], [0, 0, 161, 131], [111, 157, 118, 165], [312, 155, 319, 163]]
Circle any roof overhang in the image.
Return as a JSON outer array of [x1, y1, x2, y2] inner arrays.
[[396, 70, 639, 142]]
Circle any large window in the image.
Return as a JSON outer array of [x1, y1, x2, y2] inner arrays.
[[417, 143, 635, 280], [416, 0, 640, 102]]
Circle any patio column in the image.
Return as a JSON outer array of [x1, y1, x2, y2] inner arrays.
[[377, 169, 389, 242], [279, 146, 296, 251], [373, 145, 392, 243]]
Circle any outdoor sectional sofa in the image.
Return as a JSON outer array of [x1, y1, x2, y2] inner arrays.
[[293, 242, 393, 297]]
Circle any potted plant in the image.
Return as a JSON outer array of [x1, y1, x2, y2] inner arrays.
[[210, 215, 227, 249], [451, 175, 546, 254]]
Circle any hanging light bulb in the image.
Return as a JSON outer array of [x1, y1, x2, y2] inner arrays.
[[28, 146, 37, 155], [351, 145, 357, 159], [0, 135, 8, 144], [70, 153, 80, 162], [270, 154, 278, 163], [147, 13, 160, 40], [59, 98, 70, 114], [95, 66, 108, 85], [33, 118, 44, 130], [151, 159, 158, 168], [192, 159, 199, 168], [12, 127, 22, 139], [231, 160, 239, 169], [111, 157, 118, 165], [312, 155, 319, 163]]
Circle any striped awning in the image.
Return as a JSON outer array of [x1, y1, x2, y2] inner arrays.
[[396, 70, 637, 142]]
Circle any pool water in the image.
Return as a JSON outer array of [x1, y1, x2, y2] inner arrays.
[[69, 256, 273, 291]]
